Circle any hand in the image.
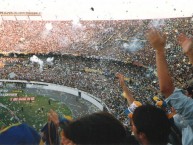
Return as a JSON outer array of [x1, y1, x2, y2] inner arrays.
[[48, 109, 59, 126], [116, 73, 125, 88], [170, 107, 176, 114], [147, 29, 166, 51], [178, 34, 193, 56]]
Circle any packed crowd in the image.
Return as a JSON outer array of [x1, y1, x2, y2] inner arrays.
[[0, 17, 193, 144], [0, 49, 191, 126], [0, 18, 192, 57], [0, 17, 192, 79], [0, 55, 158, 123]]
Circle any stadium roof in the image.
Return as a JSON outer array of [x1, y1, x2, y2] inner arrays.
[[0, 0, 192, 21]]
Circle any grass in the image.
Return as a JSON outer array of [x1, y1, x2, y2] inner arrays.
[[0, 92, 72, 131]]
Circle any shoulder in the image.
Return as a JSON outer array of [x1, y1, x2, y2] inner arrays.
[[165, 88, 192, 103]]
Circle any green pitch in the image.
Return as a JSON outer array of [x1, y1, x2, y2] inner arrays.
[[0, 93, 72, 131]]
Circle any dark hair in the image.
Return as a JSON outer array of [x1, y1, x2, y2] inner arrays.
[[61, 112, 127, 145], [187, 86, 193, 98], [132, 105, 171, 145]]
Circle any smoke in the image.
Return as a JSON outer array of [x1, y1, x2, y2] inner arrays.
[[149, 19, 165, 28], [45, 23, 53, 31], [30, 55, 44, 72], [41, 23, 53, 38], [122, 38, 144, 53], [9, 72, 16, 79], [104, 27, 114, 34], [58, 36, 70, 47], [72, 17, 82, 29], [46, 57, 54, 65]]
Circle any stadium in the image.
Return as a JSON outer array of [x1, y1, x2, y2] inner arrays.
[[0, 0, 193, 144]]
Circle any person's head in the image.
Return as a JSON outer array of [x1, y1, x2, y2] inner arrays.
[[186, 86, 193, 98], [185, 79, 193, 98], [60, 112, 127, 145], [132, 105, 171, 145]]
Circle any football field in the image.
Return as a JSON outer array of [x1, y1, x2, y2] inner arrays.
[[1, 93, 72, 131]]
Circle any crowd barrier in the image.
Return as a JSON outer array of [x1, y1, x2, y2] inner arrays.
[[0, 80, 110, 112]]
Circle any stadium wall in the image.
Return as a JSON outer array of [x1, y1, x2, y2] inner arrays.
[[0, 80, 109, 111]]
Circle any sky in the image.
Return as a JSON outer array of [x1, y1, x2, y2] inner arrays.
[[0, 0, 192, 20]]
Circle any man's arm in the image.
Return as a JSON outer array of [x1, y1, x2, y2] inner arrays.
[[116, 73, 135, 105], [178, 34, 193, 65], [48, 109, 59, 127], [147, 29, 174, 98]]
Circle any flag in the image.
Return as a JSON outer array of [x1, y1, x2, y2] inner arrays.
[[41, 115, 72, 145]]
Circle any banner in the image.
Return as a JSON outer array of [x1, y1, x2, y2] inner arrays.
[[0, 12, 41, 16], [12, 90, 23, 93], [84, 67, 103, 74], [0, 93, 17, 97], [10, 97, 35, 102]]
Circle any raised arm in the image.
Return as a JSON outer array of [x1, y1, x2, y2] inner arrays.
[[48, 109, 59, 126], [116, 73, 135, 105], [147, 29, 174, 98], [178, 33, 193, 65]]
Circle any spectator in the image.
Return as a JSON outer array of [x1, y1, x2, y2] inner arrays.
[[132, 105, 171, 145], [178, 34, 193, 99], [47, 109, 137, 145], [147, 28, 193, 145], [116, 73, 171, 145]]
